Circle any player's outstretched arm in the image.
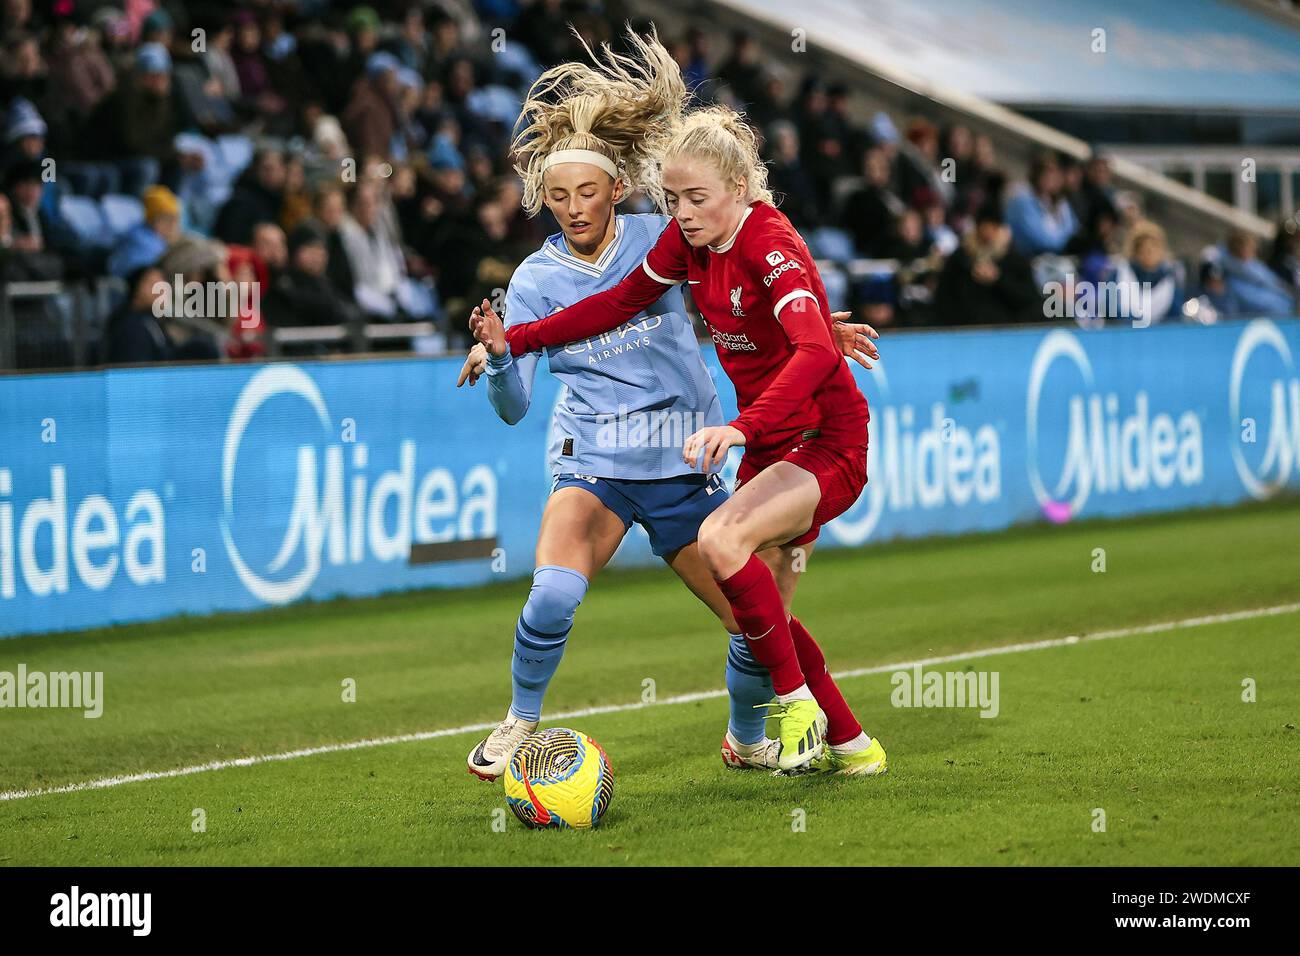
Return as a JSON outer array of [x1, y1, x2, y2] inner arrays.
[[831, 312, 880, 371], [498, 265, 670, 356], [467, 299, 537, 425], [456, 343, 488, 387]]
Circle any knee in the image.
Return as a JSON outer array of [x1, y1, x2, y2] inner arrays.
[[697, 515, 747, 578], [524, 565, 588, 634]]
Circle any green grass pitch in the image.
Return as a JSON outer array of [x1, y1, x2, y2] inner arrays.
[[1, 500, 1296, 866]]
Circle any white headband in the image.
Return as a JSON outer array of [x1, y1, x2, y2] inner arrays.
[[540, 149, 619, 179]]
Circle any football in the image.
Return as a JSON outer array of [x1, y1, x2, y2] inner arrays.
[[503, 728, 614, 830]]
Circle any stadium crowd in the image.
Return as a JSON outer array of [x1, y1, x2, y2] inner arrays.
[[1, 0, 1297, 368]]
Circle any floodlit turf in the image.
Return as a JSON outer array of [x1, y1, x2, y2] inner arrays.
[[1, 500, 1297, 865]]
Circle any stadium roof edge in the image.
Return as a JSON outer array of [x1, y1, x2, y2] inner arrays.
[[704, 0, 1275, 243]]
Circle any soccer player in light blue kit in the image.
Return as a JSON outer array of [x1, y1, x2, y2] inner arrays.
[[458, 32, 870, 778], [459, 36, 786, 779]]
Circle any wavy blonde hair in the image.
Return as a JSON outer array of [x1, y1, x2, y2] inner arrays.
[[512, 25, 688, 217], [656, 104, 774, 207]]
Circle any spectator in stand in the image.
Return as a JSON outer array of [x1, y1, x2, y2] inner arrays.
[[44, 8, 116, 152], [279, 154, 312, 233], [766, 121, 820, 232], [342, 51, 400, 162], [840, 145, 906, 258], [265, 220, 358, 353], [344, 5, 384, 88], [104, 264, 170, 364], [1220, 229, 1297, 316], [214, 148, 286, 245], [251, 222, 288, 278], [923, 200, 960, 257], [107, 185, 181, 278], [103, 260, 221, 364], [86, 42, 195, 196], [942, 123, 978, 227], [823, 83, 869, 180], [92, 7, 135, 75], [746, 69, 792, 133], [2, 97, 45, 177], [225, 243, 268, 358], [881, 207, 935, 265], [1077, 152, 1119, 229], [897, 118, 953, 212], [716, 30, 765, 108], [1005, 152, 1078, 257], [1065, 203, 1120, 289], [1112, 220, 1185, 325], [338, 178, 410, 319], [1267, 216, 1300, 297], [515, 0, 569, 69], [386, 3, 434, 75], [1059, 153, 1085, 223], [5, 158, 76, 264], [934, 205, 1040, 326], [0, 31, 45, 107], [313, 184, 356, 304], [969, 134, 1004, 201], [139, 8, 174, 47], [794, 77, 849, 211], [0, 187, 61, 282], [197, 12, 241, 105]]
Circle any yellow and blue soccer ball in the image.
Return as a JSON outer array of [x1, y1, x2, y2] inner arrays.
[[504, 728, 614, 829]]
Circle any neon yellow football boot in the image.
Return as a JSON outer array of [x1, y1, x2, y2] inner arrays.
[[809, 736, 889, 777], [756, 699, 828, 771]]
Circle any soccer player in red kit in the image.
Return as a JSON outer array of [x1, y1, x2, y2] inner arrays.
[[471, 42, 887, 776]]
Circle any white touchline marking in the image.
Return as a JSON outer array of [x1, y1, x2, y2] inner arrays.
[[2, 601, 1296, 803]]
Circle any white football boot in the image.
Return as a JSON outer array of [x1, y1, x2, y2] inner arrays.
[[720, 730, 783, 770], [466, 712, 539, 781]]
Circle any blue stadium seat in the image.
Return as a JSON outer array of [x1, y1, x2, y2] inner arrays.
[[100, 194, 145, 240], [806, 226, 856, 264], [216, 135, 255, 179], [57, 195, 110, 248]]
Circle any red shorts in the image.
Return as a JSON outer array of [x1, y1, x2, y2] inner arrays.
[[734, 432, 868, 546]]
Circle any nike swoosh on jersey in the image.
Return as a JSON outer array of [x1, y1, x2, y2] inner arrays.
[[745, 625, 775, 640]]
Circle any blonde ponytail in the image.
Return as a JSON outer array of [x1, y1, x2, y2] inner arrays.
[[511, 25, 688, 217]]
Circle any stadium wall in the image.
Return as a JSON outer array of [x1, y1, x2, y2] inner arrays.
[[1, 318, 1297, 640]]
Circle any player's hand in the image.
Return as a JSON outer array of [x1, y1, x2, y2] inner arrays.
[[456, 343, 489, 387], [468, 298, 508, 357], [683, 425, 746, 473], [832, 311, 880, 371]]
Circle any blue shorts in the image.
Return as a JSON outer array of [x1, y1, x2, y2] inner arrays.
[[551, 472, 729, 557]]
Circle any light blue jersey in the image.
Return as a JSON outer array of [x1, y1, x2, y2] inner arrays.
[[484, 213, 723, 479]]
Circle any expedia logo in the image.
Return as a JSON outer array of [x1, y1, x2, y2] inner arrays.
[[762, 258, 803, 287], [220, 366, 496, 605], [1026, 330, 1202, 520], [1229, 319, 1300, 500]]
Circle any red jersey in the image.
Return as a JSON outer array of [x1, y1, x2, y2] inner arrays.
[[507, 201, 869, 458]]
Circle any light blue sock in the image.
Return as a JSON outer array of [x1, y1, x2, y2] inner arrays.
[[725, 632, 773, 745], [509, 565, 588, 722]]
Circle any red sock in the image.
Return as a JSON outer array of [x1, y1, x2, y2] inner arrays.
[[789, 616, 863, 745], [716, 554, 805, 694]]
